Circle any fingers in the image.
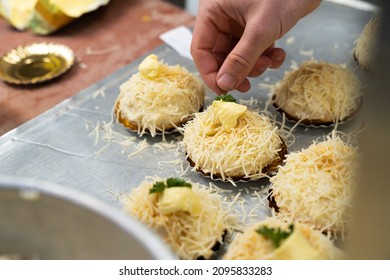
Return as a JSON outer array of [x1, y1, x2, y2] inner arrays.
[[216, 24, 273, 92], [266, 47, 286, 69], [247, 56, 272, 77], [236, 78, 251, 92], [191, 10, 228, 94], [191, 0, 316, 94]]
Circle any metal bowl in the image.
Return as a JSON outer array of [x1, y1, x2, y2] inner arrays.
[[0, 176, 175, 260]]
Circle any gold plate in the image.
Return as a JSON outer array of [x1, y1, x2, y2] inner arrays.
[[0, 42, 75, 85]]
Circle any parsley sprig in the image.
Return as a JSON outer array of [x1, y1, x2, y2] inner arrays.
[[215, 94, 237, 103], [256, 224, 294, 248], [149, 178, 192, 194]]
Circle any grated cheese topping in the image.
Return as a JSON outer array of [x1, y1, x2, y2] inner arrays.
[[182, 105, 284, 181], [269, 135, 358, 238], [272, 61, 361, 124], [122, 176, 237, 260], [223, 217, 344, 260], [354, 14, 380, 71], [116, 54, 205, 136]]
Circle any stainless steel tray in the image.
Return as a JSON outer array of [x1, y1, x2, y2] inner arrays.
[[0, 1, 375, 258]]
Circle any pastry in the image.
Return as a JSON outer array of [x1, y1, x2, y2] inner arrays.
[[115, 54, 204, 136], [272, 61, 361, 125]]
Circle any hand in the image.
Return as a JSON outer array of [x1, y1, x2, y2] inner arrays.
[[191, 0, 321, 94]]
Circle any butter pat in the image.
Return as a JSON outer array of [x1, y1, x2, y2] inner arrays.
[[267, 225, 321, 260], [212, 100, 247, 130], [157, 187, 202, 215], [139, 54, 168, 79]]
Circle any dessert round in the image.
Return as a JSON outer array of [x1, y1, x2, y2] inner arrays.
[[269, 135, 358, 238], [115, 54, 204, 136], [122, 176, 237, 260], [183, 96, 287, 182], [224, 217, 344, 260], [272, 61, 361, 125]]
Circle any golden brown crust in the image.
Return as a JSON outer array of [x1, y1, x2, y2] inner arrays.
[[187, 139, 287, 182], [272, 95, 363, 126]]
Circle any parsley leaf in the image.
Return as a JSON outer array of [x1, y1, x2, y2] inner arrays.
[[166, 178, 192, 188], [149, 181, 166, 194], [255, 224, 294, 248], [215, 94, 237, 103], [149, 178, 192, 194]]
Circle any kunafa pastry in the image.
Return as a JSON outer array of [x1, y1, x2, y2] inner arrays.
[[272, 61, 361, 125], [183, 95, 287, 182], [224, 217, 343, 260], [122, 176, 237, 259], [269, 135, 358, 237], [115, 54, 204, 136]]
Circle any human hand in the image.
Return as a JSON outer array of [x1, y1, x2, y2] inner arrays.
[[191, 0, 321, 94]]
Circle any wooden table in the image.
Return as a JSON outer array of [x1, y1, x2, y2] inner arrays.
[[0, 0, 195, 135]]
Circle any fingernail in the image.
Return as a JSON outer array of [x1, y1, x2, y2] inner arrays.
[[218, 73, 237, 91], [273, 54, 284, 62]]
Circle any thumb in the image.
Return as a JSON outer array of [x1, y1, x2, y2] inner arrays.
[[217, 26, 272, 92]]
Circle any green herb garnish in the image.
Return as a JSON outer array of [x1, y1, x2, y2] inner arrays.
[[149, 178, 192, 194], [149, 181, 166, 194], [215, 94, 237, 103], [255, 224, 294, 248], [166, 178, 192, 188]]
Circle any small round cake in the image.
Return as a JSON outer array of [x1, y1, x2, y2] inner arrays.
[[272, 61, 361, 125], [115, 54, 205, 136], [122, 176, 237, 260], [354, 15, 380, 72], [269, 136, 358, 238], [223, 217, 344, 260], [183, 98, 286, 182]]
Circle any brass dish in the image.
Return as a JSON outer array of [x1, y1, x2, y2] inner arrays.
[[0, 42, 75, 85]]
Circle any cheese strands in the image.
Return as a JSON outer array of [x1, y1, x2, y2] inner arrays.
[[122, 176, 237, 260], [269, 136, 359, 238], [116, 54, 204, 136], [354, 15, 380, 71], [224, 217, 344, 260], [273, 61, 361, 125], [183, 102, 286, 182]]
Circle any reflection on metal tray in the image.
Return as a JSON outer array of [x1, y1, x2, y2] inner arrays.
[[0, 1, 374, 258]]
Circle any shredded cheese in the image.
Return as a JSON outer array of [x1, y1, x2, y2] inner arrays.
[[285, 36, 296, 45], [269, 135, 358, 238], [122, 176, 238, 260], [354, 14, 380, 71], [273, 60, 361, 124], [299, 49, 314, 57], [223, 217, 344, 260], [115, 54, 205, 136], [182, 105, 285, 181]]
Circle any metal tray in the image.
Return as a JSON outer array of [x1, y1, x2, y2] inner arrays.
[[0, 1, 375, 258]]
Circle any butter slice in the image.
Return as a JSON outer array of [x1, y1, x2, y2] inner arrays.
[[266, 225, 322, 260], [157, 187, 202, 215], [139, 54, 167, 79], [212, 100, 247, 130]]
